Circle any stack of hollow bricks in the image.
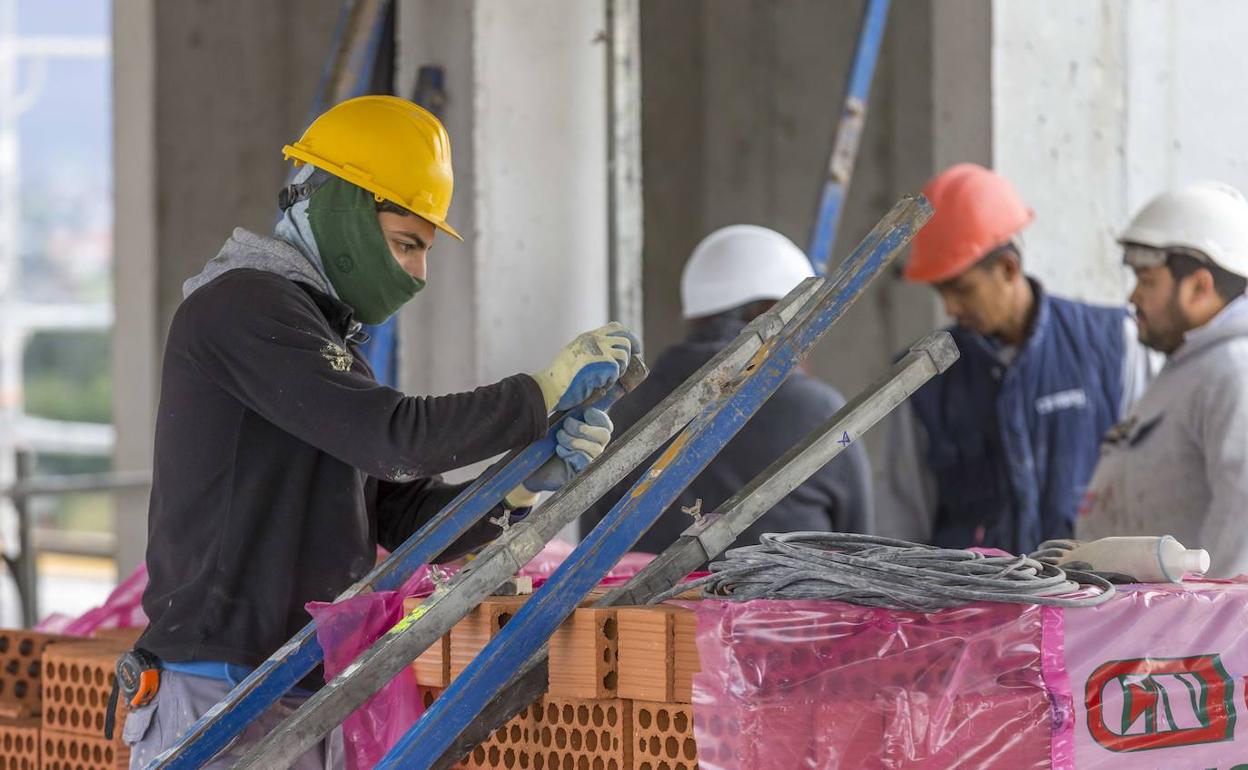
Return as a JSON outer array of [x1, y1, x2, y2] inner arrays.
[[0, 628, 139, 770], [407, 594, 701, 770]]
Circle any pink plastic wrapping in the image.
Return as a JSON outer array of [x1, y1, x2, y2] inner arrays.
[[692, 599, 1063, 769], [308, 540, 655, 769], [35, 563, 149, 636], [692, 580, 1248, 769], [307, 564, 444, 770], [1065, 580, 1248, 768]]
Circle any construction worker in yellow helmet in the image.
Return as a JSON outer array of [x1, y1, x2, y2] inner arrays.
[[125, 96, 641, 768]]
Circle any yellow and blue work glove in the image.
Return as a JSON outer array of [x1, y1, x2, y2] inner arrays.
[[504, 408, 614, 509], [528, 323, 641, 413]]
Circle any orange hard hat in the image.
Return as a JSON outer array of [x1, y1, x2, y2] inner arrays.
[[904, 163, 1034, 283]]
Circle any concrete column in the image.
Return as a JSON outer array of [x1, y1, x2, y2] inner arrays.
[[397, 0, 610, 393], [639, 1, 945, 464], [398, 1, 610, 543], [931, 0, 993, 171], [991, 0, 1130, 302], [990, 0, 1248, 305], [112, 0, 159, 577], [636, 0, 704, 360]]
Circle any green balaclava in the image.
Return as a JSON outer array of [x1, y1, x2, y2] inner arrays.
[[307, 174, 425, 324]]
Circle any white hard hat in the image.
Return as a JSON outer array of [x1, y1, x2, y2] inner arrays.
[[1120, 181, 1248, 279], [680, 225, 815, 319]]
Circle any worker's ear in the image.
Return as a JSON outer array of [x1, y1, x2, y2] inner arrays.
[[997, 249, 1023, 282], [1172, 265, 1209, 313], [1186, 266, 1218, 304]]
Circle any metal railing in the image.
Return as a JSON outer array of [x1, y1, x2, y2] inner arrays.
[[3, 451, 150, 627]]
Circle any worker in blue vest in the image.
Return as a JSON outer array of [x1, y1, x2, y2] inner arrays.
[[876, 164, 1156, 554]]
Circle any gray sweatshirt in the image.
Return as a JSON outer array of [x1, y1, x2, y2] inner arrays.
[[1076, 296, 1248, 577]]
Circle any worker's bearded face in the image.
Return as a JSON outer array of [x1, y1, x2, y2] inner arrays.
[[1130, 265, 1192, 354], [935, 260, 1014, 338]]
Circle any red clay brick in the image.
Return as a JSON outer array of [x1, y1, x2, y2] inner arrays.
[[41, 640, 127, 738], [458, 699, 538, 770], [671, 609, 699, 704], [449, 596, 529, 679], [40, 728, 128, 770], [89, 626, 145, 648], [548, 608, 618, 700], [618, 606, 699, 704], [0, 629, 68, 715], [0, 717, 39, 770], [632, 700, 697, 770], [533, 695, 631, 770]]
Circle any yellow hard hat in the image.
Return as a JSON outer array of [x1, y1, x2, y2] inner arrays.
[[282, 95, 463, 241]]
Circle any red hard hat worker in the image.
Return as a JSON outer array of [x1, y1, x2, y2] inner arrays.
[[906, 163, 1034, 283], [904, 163, 1036, 342], [880, 163, 1152, 557]]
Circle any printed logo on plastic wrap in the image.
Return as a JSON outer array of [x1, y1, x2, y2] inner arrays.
[[1085, 654, 1236, 752]]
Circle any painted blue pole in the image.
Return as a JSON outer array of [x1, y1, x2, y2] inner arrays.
[[377, 195, 931, 770], [807, 0, 890, 275], [358, 317, 399, 386], [144, 376, 641, 770]]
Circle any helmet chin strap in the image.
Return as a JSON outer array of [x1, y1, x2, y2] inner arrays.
[[278, 168, 333, 211]]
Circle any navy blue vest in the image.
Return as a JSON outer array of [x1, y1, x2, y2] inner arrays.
[[909, 283, 1126, 554]]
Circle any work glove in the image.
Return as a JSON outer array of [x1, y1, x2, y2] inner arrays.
[[529, 323, 641, 413], [504, 408, 614, 509]]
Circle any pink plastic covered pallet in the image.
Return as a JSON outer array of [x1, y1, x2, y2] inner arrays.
[[692, 580, 1248, 769]]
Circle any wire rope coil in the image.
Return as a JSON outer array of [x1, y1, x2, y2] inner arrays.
[[657, 532, 1115, 611]]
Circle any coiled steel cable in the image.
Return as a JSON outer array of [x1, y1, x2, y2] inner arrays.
[[656, 532, 1114, 610]]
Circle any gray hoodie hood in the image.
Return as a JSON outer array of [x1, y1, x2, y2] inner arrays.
[[1168, 294, 1248, 368], [183, 165, 336, 299]]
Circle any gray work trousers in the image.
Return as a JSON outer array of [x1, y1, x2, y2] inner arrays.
[[124, 670, 344, 770]]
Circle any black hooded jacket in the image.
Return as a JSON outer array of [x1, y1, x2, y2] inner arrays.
[[137, 267, 546, 672]]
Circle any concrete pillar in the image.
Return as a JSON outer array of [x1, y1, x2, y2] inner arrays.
[[398, 1, 610, 543], [112, 0, 341, 574], [397, 0, 610, 394], [637, 0, 704, 364], [992, 0, 1130, 302], [112, 0, 158, 577], [638, 0, 945, 463], [931, 0, 993, 171], [991, 0, 1248, 305]]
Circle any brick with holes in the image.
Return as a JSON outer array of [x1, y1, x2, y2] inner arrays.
[[404, 597, 452, 688], [449, 596, 530, 679], [458, 698, 538, 770], [89, 626, 145, 648], [548, 608, 619, 700], [531, 695, 632, 770], [40, 728, 128, 770], [632, 700, 698, 770], [0, 717, 40, 770], [618, 606, 699, 703], [41, 640, 127, 738], [0, 629, 68, 716]]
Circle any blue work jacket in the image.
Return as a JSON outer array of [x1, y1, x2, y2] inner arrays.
[[909, 282, 1127, 553]]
